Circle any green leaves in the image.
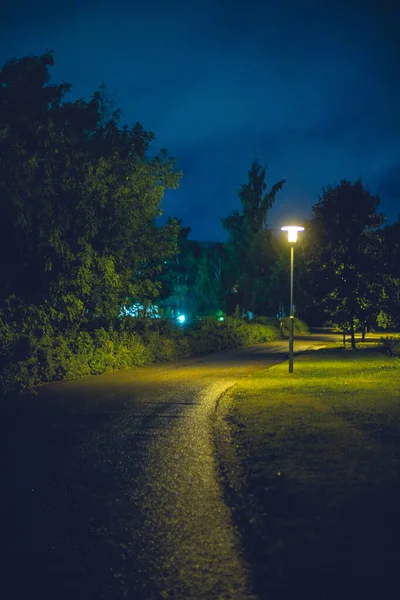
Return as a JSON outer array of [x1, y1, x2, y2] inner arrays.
[[0, 53, 182, 328], [222, 160, 285, 315], [301, 179, 388, 334]]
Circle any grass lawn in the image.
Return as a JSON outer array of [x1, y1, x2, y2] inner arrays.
[[220, 347, 400, 600]]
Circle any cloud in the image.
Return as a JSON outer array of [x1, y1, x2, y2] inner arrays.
[[1, 0, 399, 239]]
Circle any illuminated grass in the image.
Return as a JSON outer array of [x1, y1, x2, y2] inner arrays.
[[223, 348, 400, 600]]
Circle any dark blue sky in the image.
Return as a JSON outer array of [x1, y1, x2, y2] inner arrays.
[[1, 0, 399, 240]]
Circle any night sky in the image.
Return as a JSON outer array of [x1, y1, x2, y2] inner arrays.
[[1, 0, 399, 241]]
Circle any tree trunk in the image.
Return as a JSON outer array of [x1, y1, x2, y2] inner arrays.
[[343, 329, 346, 348], [361, 325, 366, 342], [350, 319, 356, 349]]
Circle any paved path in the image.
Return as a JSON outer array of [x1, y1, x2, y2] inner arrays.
[[9, 334, 339, 600]]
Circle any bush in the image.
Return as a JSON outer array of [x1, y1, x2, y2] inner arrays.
[[0, 311, 290, 396], [186, 316, 281, 354], [381, 336, 400, 357], [0, 319, 150, 395], [252, 316, 280, 328], [280, 317, 309, 335]]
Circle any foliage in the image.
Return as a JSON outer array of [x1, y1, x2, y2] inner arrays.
[[300, 179, 385, 347], [279, 317, 309, 335], [160, 231, 225, 319], [252, 315, 281, 327], [0, 54, 289, 396], [377, 310, 398, 330], [381, 336, 400, 357], [378, 221, 400, 329], [0, 312, 283, 395], [0, 52, 182, 329], [188, 243, 225, 316], [187, 317, 281, 355], [222, 160, 285, 315]]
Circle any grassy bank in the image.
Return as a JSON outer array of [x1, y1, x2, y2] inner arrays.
[[218, 348, 400, 600]]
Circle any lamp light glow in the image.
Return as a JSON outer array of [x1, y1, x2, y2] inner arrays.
[[281, 225, 304, 243], [281, 224, 304, 373]]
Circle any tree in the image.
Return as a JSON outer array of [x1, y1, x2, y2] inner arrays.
[[222, 160, 285, 315], [158, 223, 194, 318], [188, 241, 225, 317], [378, 220, 400, 329], [302, 179, 385, 347], [159, 230, 225, 319], [0, 53, 182, 332]]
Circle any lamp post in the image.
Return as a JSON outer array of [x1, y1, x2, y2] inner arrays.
[[281, 225, 304, 373]]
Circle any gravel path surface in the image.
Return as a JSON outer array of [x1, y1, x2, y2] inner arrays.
[[9, 335, 338, 600]]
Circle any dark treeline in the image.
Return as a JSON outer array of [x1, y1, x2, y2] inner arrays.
[[0, 54, 399, 392]]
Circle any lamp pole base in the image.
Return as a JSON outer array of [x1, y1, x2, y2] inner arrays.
[[289, 316, 294, 373]]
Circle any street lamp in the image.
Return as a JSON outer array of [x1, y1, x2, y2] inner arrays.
[[281, 225, 304, 373]]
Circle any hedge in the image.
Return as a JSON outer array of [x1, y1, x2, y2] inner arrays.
[[0, 315, 306, 396]]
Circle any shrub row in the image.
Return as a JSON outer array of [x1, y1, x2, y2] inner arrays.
[[0, 315, 307, 396]]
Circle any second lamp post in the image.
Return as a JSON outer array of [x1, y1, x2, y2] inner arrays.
[[281, 225, 304, 373]]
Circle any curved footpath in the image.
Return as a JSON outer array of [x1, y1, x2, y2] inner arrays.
[[8, 334, 337, 600]]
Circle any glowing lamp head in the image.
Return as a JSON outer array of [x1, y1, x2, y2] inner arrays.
[[281, 225, 304, 243], [177, 314, 186, 324]]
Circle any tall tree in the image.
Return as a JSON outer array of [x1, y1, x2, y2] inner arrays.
[[158, 223, 194, 317], [0, 53, 181, 331], [302, 179, 385, 347], [159, 233, 225, 319], [188, 242, 225, 316], [222, 160, 285, 315]]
